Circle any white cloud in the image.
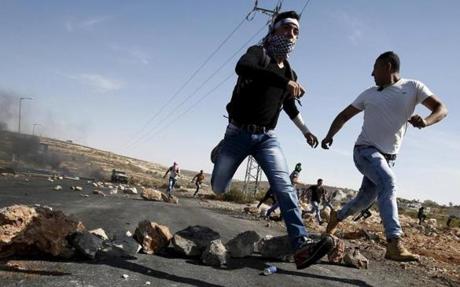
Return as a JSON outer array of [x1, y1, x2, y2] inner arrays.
[[331, 11, 366, 46], [65, 16, 110, 32], [109, 44, 152, 65], [66, 73, 123, 94]]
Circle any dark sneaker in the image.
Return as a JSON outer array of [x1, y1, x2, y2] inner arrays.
[[294, 235, 334, 269]]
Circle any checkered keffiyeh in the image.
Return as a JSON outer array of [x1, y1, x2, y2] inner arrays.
[[266, 34, 296, 59]]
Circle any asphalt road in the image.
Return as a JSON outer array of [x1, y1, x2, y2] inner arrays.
[[0, 176, 442, 287]]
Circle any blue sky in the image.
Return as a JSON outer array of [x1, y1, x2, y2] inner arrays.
[[0, 1, 459, 204]]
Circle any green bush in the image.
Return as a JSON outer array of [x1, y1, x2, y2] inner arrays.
[[222, 188, 265, 204]]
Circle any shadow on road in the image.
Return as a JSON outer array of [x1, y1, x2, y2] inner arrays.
[[277, 268, 374, 287], [0, 264, 71, 276], [1, 254, 224, 287], [98, 258, 225, 287], [225, 256, 373, 287], [163, 250, 373, 287]]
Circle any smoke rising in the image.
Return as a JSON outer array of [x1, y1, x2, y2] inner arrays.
[[0, 89, 18, 132]]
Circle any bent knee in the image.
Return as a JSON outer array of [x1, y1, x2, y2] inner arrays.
[[211, 178, 227, 194]]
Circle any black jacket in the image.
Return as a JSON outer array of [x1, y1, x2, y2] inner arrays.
[[226, 45, 300, 129]]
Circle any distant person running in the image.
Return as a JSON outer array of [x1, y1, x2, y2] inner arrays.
[[417, 206, 427, 225], [210, 11, 333, 269], [447, 215, 457, 228], [290, 162, 302, 197], [305, 178, 326, 225], [163, 162, 180, 197], [257, 188, 276, 209], [192, 170, 205, 197], [259, 163, 304, 218], [257, 188, 278, 218], [322, 51, 448, 262]]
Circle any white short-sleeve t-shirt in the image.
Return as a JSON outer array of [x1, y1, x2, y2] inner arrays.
[[352, 79, 433, 154]]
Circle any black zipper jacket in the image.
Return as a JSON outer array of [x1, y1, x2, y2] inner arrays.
[[226, 45, 300, 129]]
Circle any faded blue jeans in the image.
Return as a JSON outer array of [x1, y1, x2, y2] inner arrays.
[[337, 146, 402, 239], [311, 201, 322, 224], [211, 123, 308, 249], [167, 177, 177, 195]]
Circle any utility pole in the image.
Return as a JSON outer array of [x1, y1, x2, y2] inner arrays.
[[242, 156, 263, 196], [18, 97, 32, 134], [32, 123, 41, 136], [241, 1, 282, 197]]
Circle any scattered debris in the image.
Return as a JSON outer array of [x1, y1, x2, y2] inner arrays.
[[141, 189, 163, 201], [71, 231, 104, 259], [201, 239, 228, 267], [134, 220, 172, 254], [89, 228, 109, 241], [92, 190, 106, 196], [98, 231, 141, 259], [172, 225, 220, 257], [343, 247, 369, 269], [328, 236, 346, 264], [123, 187, 138, 195], [161, 193, 179, 204], [259, 235, 294, 262], [243, 206, 259, 215], [226, 230, 261, 258]]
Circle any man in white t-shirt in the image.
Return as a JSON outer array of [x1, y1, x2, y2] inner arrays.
[[321, 51, 447, 262], [163, 162, 180, 197]]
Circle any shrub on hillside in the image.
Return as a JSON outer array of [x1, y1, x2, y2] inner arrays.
[[222, 188, 265, 204]]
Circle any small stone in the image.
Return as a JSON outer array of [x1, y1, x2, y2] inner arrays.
[[89, 228, 109, 241], [122, 274, 129, 279], [226, 231, 261, 258], [201, 239, 228, 267]]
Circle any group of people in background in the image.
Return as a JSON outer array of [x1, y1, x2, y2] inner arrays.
[[163, 162, 205, 198]]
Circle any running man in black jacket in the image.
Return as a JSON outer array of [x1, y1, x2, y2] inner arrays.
[[211, 11, 333, 269]]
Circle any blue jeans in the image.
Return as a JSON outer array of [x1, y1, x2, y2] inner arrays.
[[311, 201, 322, 223], [211, 123, 308, 249], [337, 146, 402, 239], [167, 177, 176, 195]]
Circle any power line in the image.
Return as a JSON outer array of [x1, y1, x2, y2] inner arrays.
[[125, 14, 250, 148], [143, 72, 235, 142], [299, 0, 313, 18], [128, 22, 269, 148]]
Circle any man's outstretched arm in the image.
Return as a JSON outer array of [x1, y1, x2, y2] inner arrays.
[[321, 105, 362, 149], [408, 95, 448, 128], [163, 168, 170, 179]]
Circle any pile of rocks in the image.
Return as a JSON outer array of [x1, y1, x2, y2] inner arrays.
[[0, 204, 368, 271]]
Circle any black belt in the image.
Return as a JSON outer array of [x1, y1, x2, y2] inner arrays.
[[230, 119, 268, 134], [354, 145, 397, 161]]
